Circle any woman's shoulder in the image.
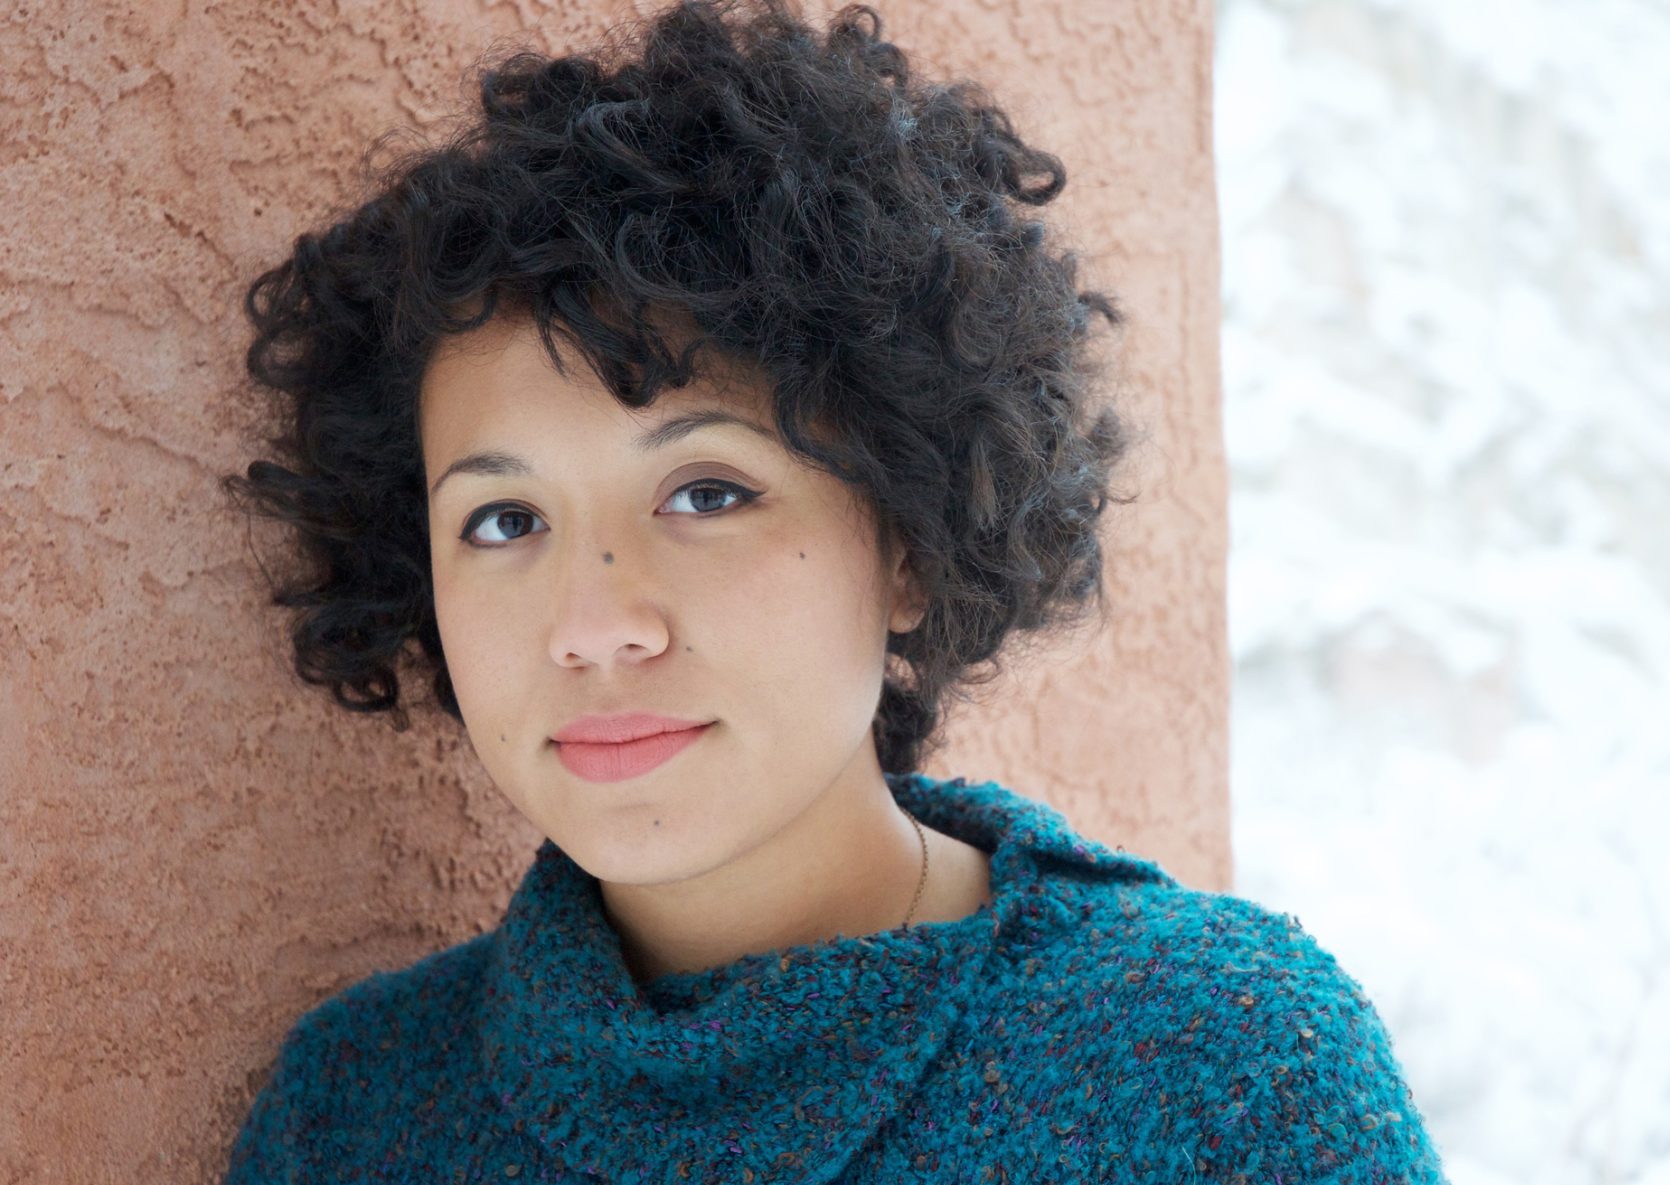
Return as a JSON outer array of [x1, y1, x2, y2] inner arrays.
[[1021, 871, 1390, 1031], [292, 926, 498, 1044], [224, 929, 500, 1183], [992, 876, 1450, 1181]]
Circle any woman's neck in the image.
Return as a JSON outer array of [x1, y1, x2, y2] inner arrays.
[[598, 772, 991, 985]]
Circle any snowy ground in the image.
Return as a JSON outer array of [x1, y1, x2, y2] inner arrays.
[[1214, 2, 1670, 1182]]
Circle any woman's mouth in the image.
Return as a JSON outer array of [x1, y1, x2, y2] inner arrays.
[[553, 722, 714, 783]]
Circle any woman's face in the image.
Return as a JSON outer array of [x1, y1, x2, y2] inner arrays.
[[418, 311, 923, 886]]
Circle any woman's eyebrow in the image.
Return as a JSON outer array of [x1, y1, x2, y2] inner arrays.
[[634, 409, 776, 452], [428, 410, 776, 500]]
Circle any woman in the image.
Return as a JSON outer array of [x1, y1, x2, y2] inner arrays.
[[220, 0, 1451, 1181]]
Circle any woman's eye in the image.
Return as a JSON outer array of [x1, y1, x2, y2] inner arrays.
[[462, 505, 546, 547], [659, 478, 761, 517], [459, 480, 760, 548]]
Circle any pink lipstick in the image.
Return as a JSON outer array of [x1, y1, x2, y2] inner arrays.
[[552, 713, 714, 783]]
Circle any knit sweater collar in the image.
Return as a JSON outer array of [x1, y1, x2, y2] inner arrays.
[[477, 771, 1147, 1185]]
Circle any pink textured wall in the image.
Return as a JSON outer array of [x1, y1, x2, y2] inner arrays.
[[0, 1, 1223, 1179]]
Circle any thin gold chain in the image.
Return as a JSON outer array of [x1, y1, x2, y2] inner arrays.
[[899, 806, 929, 928]]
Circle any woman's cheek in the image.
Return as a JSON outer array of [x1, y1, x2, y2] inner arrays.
[[435, 575, 511, 706]]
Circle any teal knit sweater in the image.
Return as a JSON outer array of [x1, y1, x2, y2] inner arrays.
[[223, 772, 1450, 1184]]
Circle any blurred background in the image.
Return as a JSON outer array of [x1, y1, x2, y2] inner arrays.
[[1214, 1, 1670, 1183]]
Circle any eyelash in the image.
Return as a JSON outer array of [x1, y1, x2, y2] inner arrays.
[[458, 478, 762, 548]]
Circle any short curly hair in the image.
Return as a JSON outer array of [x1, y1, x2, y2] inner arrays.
[[222, 0, 1136, 776]]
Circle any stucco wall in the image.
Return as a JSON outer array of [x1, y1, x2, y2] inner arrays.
[[0, 1, 1223, 1179]]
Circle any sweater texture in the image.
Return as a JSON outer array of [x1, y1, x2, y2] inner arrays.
[[224, 772, 1451, 1184]]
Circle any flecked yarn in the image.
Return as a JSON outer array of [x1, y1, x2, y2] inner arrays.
[[224, 772, 1451, 1184]]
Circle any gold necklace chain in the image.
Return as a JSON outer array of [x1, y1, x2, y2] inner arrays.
[[899, 805, 929, 928]]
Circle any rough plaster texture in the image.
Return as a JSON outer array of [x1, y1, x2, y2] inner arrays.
[[0, 0, 1223, 1179]]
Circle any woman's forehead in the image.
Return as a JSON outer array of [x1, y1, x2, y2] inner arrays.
[[419, 313, 782, 450]]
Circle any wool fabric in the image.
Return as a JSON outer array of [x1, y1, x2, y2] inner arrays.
[[224, 772, 1451, 1184]]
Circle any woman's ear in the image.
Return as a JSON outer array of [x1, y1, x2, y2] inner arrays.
[[885, 537, 927, 636]]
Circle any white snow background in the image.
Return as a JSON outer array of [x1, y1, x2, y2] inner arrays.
[[1214, 1, 1670, 1182]]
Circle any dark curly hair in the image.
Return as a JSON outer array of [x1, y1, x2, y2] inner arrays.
[[221, 0, 1138, 776]]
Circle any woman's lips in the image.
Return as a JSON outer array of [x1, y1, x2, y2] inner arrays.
[[553, 722, 713, 783]]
